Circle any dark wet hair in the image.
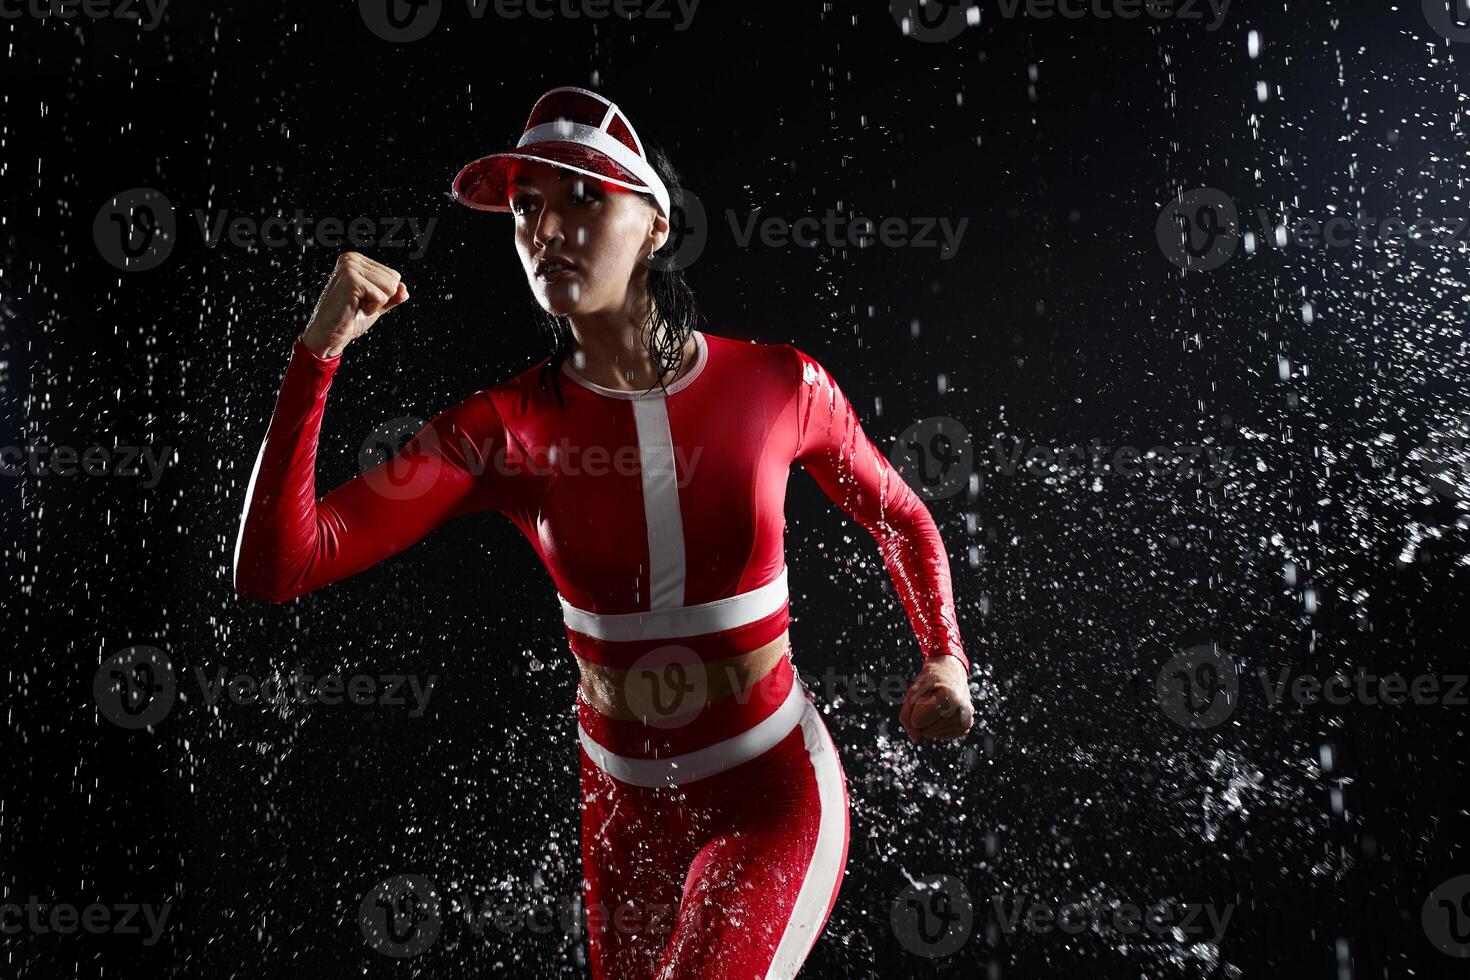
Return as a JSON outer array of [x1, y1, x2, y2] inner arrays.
[[533, 139, 701, 408]]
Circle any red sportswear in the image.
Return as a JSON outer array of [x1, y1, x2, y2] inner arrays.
[[233, 329, 969, 677]]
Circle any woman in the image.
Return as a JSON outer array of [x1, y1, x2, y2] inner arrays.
[[234, 86, 975, 978]]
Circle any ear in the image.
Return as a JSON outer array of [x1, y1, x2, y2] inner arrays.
[[648, 211, 670, 256]]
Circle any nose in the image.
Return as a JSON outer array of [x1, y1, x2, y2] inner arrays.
[[533, 205, 566, 252]]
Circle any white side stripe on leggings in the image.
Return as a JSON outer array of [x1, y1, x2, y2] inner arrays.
[[764, 700, 847, 979]]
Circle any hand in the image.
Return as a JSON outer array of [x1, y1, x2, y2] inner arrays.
[[300, 252, 409, 358], [899, 654, 974, 743]]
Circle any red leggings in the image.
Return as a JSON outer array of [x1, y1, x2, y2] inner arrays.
[[577, 652, 850, 979]]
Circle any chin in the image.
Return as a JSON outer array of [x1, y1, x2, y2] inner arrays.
[[537, 280, 586, 317]]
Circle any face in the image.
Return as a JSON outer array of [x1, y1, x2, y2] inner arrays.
[[507, 158, 669, 318]]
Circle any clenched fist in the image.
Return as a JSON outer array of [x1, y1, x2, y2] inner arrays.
[[300, 252, 409, 358], [899, 654, 974, 743]]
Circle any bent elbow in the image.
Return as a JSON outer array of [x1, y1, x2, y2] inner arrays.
[[232, 557, 303, 605], [233, 575, 296, 605]]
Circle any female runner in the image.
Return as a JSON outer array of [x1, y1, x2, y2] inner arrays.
[[234, 86, 975, 979]]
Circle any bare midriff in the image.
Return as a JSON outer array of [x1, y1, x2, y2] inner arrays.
[[574, 628, 791, 720]]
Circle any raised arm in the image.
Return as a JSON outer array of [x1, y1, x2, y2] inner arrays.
[[787, 344, 971, 678], [232, 336, 508, 603]]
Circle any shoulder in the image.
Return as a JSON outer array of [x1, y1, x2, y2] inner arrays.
[[419, 355, 554, 445], [771, 339, 837, 396], [701, 330, 819, 390], [473, 353, 564, 425]]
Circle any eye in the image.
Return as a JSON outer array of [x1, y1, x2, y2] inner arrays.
[[569, 180, 603, 206], [509, 194, 537, 217]]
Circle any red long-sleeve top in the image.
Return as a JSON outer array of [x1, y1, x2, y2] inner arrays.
[[233, 329, 969, 675]]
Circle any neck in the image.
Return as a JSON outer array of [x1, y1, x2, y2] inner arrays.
[[566, 293, 694, 391]]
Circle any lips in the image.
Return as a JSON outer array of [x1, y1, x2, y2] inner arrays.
[[536, 256, 578, 277]]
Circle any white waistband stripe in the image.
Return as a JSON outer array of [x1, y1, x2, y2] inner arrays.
[[577, 679, 808, 787], [558, 566, 788, 642]]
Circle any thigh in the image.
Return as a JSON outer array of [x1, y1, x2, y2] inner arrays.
[[654, 700, 851, 980], [580, 744, 702, 980]]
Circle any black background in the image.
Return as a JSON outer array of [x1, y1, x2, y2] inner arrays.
[[5, 0, 1470, 977]]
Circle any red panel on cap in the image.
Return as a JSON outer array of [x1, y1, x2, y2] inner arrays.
[[526, 90, 605, 128], [605, 114, 639, 155]]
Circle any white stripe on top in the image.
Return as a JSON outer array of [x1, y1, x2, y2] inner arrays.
[[631, 397, 686, 610], [557, 565, 788, 641]]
